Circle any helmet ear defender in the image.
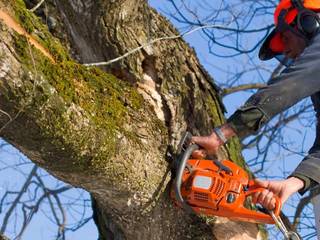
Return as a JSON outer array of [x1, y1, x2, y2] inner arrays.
[[259, 0, 320, 61], [291, 0, 320, 38]]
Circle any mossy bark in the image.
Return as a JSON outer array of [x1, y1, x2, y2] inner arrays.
[[0, 0, 265, 239]]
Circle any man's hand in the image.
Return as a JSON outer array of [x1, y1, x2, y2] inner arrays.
[[191, 123, 237, 158], [251, 177, 305, 210], [191, 132, 222, 158]]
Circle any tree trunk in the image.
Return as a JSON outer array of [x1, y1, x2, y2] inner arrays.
[[0, 0, 265, 239]]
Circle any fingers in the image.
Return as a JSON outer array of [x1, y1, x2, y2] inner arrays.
[[252, 191, 259, 204], [191, 149, 206, 159], [191, 136, 209, 148], [253, 179, 270, 189], [269, 198, 276, 210], [260, 190, 275, 210], [252, 189, 276, 210], [191, 135, 219, 155]]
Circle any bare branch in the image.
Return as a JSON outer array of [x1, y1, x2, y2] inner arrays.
[[293, 186, 320, 229], [221, 83, 266, 96], [83, 23, 235, 67], [29, 0, 46, 13], [0, 166, 38, 233]]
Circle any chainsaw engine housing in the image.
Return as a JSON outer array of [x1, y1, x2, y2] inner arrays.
[[172, 155, 281, 224]]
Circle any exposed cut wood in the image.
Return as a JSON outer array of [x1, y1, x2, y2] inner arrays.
[[0, 9, 55, 63]]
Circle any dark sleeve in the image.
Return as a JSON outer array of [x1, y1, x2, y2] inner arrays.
[[290, 93, 320, 195], [227, 32, 320, 139], [289, 173, 317, 195], [290, 145, 320, 195], [227, 107, 267, 139]]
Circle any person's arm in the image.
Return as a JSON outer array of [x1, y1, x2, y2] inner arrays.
[[289, 122, 320, 194], [289, 173, 317, 194], [249, 121, 320, 209], [194, 33, 320, 151], [290, 93, 320, 193], [227, 32, 320, 139]]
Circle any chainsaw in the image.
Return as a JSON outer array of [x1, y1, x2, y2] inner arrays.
[[171, 132, 301, 240]]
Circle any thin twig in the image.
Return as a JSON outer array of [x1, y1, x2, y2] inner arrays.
[[0, 109, 22, 134], [221, 83, 267, 96], [0, 110, 12, 122], [30, 0, 46, 13], [0, 109, 13, 133], [293, 186, 320, 229], [83, 23, 236, 67], [0, 166, 38, 233]]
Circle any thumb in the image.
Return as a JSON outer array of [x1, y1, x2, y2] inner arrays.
[[191, 136, 205, 147], [253, 179, 270, 189], [191, 149, 207, 159]]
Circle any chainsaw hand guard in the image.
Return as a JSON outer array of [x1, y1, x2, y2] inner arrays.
[[174, 143, 199, 214]]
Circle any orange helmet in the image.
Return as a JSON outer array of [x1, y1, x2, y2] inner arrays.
[[259, 0, 320, 60]]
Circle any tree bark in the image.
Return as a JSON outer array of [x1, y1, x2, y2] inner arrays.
[[0, 0, 265, 239], [0, 234, 9, 240]]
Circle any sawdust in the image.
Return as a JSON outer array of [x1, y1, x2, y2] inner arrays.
[[0, 9, 55, 63]]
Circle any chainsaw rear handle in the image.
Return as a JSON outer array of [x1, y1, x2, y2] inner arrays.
[[245, 186, 282, 220], [174, 143, 199, 214], [225, 186, 282, 224], [247, 180, 282, 216]]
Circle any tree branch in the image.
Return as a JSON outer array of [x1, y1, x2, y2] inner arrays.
[[221, 83, 267, 96], [0, 166, 38, 233], [29, 0, 46, 13], [83, 23, 235, 67], [293, 186, 320, 229]]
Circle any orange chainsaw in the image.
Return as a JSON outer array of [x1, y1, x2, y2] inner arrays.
[[171, 132, 281, 224]]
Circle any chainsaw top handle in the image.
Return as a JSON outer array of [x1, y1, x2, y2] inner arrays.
[[174, 143, 199, 214]]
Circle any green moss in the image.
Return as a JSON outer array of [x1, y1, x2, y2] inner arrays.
[[206, 96, 224, 126], [12, 33, 31, 66], [8, 1, 152, 178], [227, 138, 247, 169], [10, 23, 146, 171], [12, 0, 36, 34], [10, 0, 70, 62]]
